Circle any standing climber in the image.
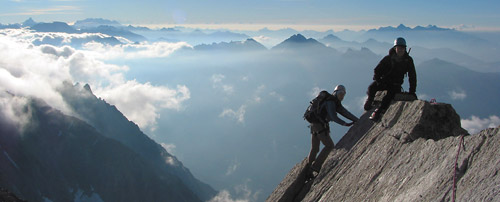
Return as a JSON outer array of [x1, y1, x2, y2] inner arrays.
[[363, 37, 417, 121], [306, 85, 359, 178]]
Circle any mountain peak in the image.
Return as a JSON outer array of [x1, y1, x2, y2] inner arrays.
[[83, 83, 93, 94], [268, 98, 500, 201], [397, 23, 410, 30], [286, 34, 308, 43], [323, 34, 341, 41], [22, 17, 37, 27], [73, 18, 122, 29], [272, 34, 328, 50]]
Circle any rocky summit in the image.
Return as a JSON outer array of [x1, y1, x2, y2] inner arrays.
[[267, 99, 500, 202]]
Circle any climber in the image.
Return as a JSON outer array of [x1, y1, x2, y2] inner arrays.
[[307, 85, 359, 178], [363, 37, 417, 121]]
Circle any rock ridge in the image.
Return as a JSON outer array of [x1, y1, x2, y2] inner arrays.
[[267, 99, 500, 202]]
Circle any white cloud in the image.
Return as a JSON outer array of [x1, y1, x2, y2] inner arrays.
[[222, 85, 235, 94], [211, 74, 225, 84], [95, 81, 190, 131], [269, 91, 285, 102], [0, 29, 190, 132], [2, 28, 190, 60], [82, 41, 191, 60], [461, 115, 500, 134], [67, 51, 129, 86], [211, 74, 234, 95], [0, 92, 31, 132], [165, 156, 176, 166], [209, 180, 260, 202], [160, 143, 178, 165], [449, 89, 467, 100], [220, 105, 247, 123], [0, 32, 73, 115], [226, 158, 241, 176], [160, 143, 177, 154], [252, 85, 266, 103], [209, 190, 248, 202], [252, 35, 271, 44]]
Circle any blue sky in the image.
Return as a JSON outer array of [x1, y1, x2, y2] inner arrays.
[[2, 0, 500, 31]]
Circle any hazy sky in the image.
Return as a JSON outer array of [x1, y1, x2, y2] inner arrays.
[[2, 0, 500, 31]]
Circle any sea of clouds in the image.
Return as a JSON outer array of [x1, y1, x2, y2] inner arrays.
[[0, 28, 190, 132]]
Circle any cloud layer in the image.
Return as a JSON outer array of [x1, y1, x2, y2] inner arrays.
[[0, 28, 190, 131], [461, 115, 500, 134]]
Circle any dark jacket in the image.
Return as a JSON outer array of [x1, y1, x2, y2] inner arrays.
[[320, 96, 359, 126], [373, 48, 417, 93]]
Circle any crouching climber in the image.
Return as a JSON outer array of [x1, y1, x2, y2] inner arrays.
[[363, 37, 417, 121], [303, 85, 359, 179]]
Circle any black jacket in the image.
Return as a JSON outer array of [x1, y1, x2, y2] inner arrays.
[[373, 48, 417, 93]]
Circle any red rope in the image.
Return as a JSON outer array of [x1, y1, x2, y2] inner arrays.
[[452, 135, 464, 202]]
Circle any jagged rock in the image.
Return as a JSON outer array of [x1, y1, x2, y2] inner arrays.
[[0, 188, 26, 202], [267, 99, 500, 202], [0, 98, 202, 202]]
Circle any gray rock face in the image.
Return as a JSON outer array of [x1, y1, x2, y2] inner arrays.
[[267, 99, 500, 202]]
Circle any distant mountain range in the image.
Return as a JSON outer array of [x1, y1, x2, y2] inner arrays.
[[29, 21, 146, 43], [194, 38, 267, 52], [2, 18, 499, 67], [272, 34, 327, 50], [73, 18, 122, 29], [368, 24, 452, 32]]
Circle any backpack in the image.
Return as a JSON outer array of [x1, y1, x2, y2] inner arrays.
[[303, 90, 334, 124]]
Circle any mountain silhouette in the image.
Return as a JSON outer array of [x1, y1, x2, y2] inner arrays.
[[271, 34, 340, 58], [273, 34, 325, 49], [81, 25, 147, 42], [73, 18, 122, 29], [0, 96, 204, 202], [57, 82, 216, 201], [267, 97, 499, 201], [22, 18, 37, 27], [194, 38, 267, 51], [30, 22, 79, 33], [361, 24, 499, 62], [368, 24, 451, 32]]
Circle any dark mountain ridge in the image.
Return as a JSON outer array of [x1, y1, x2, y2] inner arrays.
[[272, 34, 327, 50], [57, 82, 217, 201], [0, 96, 203, 202]]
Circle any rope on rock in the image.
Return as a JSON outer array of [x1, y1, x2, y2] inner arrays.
[[452, 135, 465, 202]]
